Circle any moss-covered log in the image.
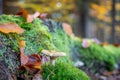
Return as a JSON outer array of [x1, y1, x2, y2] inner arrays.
[[0, 14, 90, 80]]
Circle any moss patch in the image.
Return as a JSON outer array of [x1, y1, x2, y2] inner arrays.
[[0, 32, 19, 73], [42, 61, 90, 80], [71, 39, 120, 71]]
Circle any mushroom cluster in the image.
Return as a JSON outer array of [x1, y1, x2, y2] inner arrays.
[[41, 50, 66, 66]]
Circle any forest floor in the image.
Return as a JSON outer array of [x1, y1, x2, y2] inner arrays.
[[86, 67, 120, 80]]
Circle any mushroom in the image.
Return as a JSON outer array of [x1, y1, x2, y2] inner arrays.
[[41, 50, 66, 66]]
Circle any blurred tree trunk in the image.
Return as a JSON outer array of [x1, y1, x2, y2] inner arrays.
[[111, 0, 116, 43], [0, 0, 3, 14], [3, 0, 20, 14], [75, 0, 89, 37], [81, 0, 89, 37]]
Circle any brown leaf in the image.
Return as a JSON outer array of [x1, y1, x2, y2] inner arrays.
[[16, 12, 23, 16], [17, 8, 40, 23], [20, 47, 29, 66], [19, 40, 26, 48], [33, 12, 40, 18], [0, 22, 24, 34], [26, 54, 42, 69], [19, 40, 42, 73], [20, 8, 29, 20], [113, 43, 120, 47], [102, 42, 109, 46], [19, 40, 29, 66], [20, 8, 33, 23], [27, 12, 40, 23], [62, 23, 73, 36], [19, 53, 42, 74], [26, 14, 34, 23], [17, 8, 47, 22], [20, 54, 42, 74], [17, 8, 32, 23]]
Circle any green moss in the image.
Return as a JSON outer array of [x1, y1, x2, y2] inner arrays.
[[0, 32, 20, 72], [103, 45, 120, 62], [0, 33, 19, 55], [0, 15, 72, 62], [1, 14, 120, 76], [0, 15, 55, 55], [42, 61, 90, 80], [20, 18, 58, 55], [0, 14, 32, 30], [0, 14, 89, 79], [0, 14, 90, 79], [71, 39, 120, 71]]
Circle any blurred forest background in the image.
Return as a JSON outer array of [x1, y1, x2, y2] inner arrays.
[[0, 0, 120, 43]]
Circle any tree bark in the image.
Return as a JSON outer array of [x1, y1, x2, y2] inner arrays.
[[75, 0, 89, 37]]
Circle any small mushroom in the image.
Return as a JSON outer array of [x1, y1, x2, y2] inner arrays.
[[41, 50, 66, 66]]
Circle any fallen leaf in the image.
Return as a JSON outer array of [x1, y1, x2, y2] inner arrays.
[[23, 66, 39, 74], [16, 8, 32, 23], [113, 43, 120, 47], [19, 40, 26, 48], [20, 8, 29, 21], [62, 23, 73, 36], [26, 54, 42, 68], [19, 40, 45, 74], [20, 54, 42, 74], [16, 12, 23, 16], [17, 8, 40, 23], [27, 12, 40, 23], [33, 12, 41, 18], [17, 8, 47, 22], [27, 15, 34, 23], [20, 8, 33, 23], [0, 22, 24, 34], [19, 40, 29, 66], [102, 42, 109, 46], [20, 47, 29, 66]]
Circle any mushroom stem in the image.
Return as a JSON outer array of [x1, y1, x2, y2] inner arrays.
[[41, 50, 66, 66], [50, 57, 57, 66], [50, 59, 55, 66]]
